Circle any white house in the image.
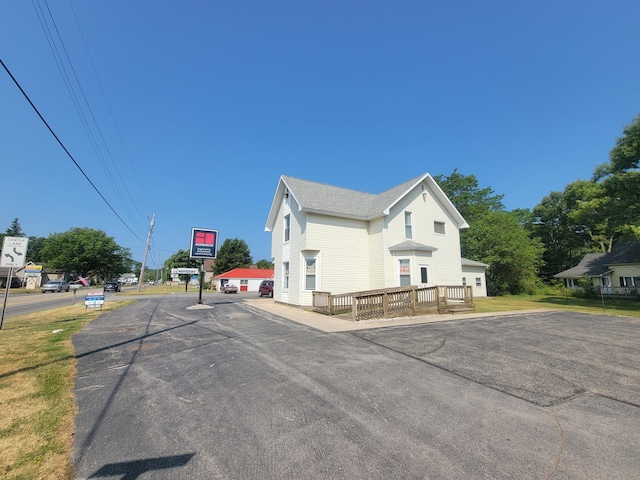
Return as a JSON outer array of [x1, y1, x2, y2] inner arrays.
[[265, 173, 487, 307]]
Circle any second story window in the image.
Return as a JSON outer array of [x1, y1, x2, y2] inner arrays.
[[404, 211, 413, 239], [284, 214, 290, 242], [434, 221, 446, 235]]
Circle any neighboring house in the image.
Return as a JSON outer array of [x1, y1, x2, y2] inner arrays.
[[213, 268, 274, 292], [554, 241, 640, 294], [264, 173, 488, 308]]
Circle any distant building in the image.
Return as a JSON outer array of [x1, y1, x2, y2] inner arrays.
[[213, 268, 274, 292]]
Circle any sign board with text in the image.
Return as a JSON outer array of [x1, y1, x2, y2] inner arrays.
[[171, 268, 200, 275], [1, 236, 29, 268], [85, 293, 105, 309], [189, 228, 218, 259]]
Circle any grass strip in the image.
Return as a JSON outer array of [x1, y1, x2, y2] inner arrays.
[[0, 300, 133, 480]]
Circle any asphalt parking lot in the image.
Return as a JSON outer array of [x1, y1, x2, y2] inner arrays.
[[72, 293, 640, 479]]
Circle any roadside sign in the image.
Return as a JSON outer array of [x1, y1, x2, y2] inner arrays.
[[85, 293, 105, 309], [171, 268, 199, 275], [1, 236, 28, 268], [189, 228, 218, 259]]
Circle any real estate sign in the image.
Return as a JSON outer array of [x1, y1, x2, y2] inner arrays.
[[190, 228, 218, 259]]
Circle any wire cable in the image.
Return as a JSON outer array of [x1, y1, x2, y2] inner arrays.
[[1, 58, 146, 245]]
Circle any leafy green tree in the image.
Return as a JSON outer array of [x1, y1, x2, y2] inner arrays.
[[609, 114, 640, 172], [40, 228, 133, 280], [164, 249, 200, 275], [256, 259, 274, 269], [26, 236, 48, 263], [587, 114, 640, 245], [435, 170, 544, 294], [531, 190, 590, 281], [465, 211, 544, 295], [434, 169, 505, 222], [434, 169, 506, 256], [213, 238, 252, 274]]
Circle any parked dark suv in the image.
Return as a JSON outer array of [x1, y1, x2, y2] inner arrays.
[[258, 280, 274, 297]]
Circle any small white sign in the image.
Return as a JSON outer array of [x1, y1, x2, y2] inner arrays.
[[171, 268, 199, 275], [1, 236, 29, 268]]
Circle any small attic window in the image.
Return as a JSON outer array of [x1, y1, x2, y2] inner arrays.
[[434, 221, 446, 234]]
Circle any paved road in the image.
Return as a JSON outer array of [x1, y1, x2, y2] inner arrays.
[[72, 293, 640, 479]]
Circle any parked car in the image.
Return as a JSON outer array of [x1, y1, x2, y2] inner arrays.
[[104, 281, 121, 293], [258, 280, 274, 298], [41, 280, 70, 293], [223, 284, 238, 294]]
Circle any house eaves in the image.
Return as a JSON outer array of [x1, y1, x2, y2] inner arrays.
[[265, 173, 470, 231], [389, 240, 438, 253], [462, 257, 489, 267]]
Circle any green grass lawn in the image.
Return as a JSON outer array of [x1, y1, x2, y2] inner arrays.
[[475, 293, 640, 318]]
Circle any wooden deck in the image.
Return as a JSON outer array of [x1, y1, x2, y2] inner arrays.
[[312, 285, 474, 321]]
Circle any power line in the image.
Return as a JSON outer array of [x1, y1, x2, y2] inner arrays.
[[32, 0, 146, 232], [0, 58, 146, 245]]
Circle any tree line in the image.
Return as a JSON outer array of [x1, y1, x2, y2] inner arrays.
[[435, 113, 640, 295], [1, 221, 272, 284]]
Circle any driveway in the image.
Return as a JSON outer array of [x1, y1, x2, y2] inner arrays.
[[72, 294, 640, 479]]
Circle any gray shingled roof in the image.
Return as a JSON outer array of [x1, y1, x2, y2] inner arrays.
[[388, 240, 438, 252], [280, 174, 452, 219], [280, 176, 377, 218], [265, 173, 468, 232], [462, 257, 489, 267], [554, 241, 640, 278]]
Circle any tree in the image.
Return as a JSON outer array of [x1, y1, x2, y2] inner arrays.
[[464, 211, 544, 295], [587, 115, 640, 245], [531, 190, 590, 281], [609, 114, 640, 173], [40, 228, 134, 280], [213, 238, 252, 274], [5, 218, 24, 236], [434, 169, 506, 257], [164, 249, 200, 278], [433, 169, 505, 222], [26, 236, 48, 263], [256, 259, 274, 269]]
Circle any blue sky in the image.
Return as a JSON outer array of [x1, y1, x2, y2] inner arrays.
[[2, 1, 639, 267]]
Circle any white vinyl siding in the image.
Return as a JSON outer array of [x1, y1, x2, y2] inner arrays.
[[304, 213, 370, 296]]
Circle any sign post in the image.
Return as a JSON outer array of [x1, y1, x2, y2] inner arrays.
[[189, 228, 218, 304], [1, 236, 29, 330]]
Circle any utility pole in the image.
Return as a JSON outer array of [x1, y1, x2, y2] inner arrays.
[[155, 252, 160, 285], [137, 212, 155, 292]]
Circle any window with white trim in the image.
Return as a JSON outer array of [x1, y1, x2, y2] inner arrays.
[[475, 277, 482, 287], [462, 277, 467, 286], [399, 259, 411, 286], [434, 221, 446, 234], [305, 257, 316, 291], [404, 211, 413, 239], [284, 215, 290, 242]]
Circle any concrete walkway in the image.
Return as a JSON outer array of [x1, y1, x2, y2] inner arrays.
[[243, 298, 551, 332]]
